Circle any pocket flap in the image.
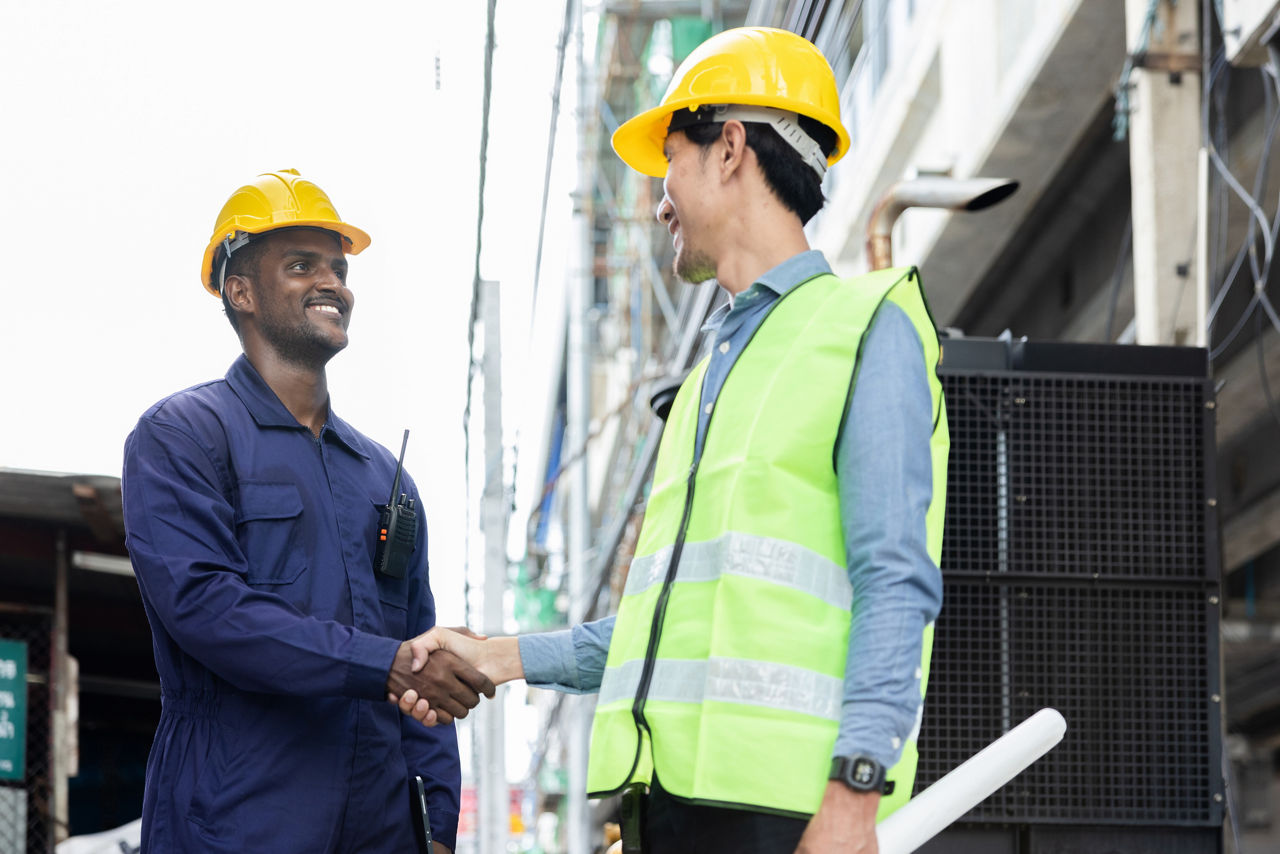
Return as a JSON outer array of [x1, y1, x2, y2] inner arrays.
[[236, 482, 303, 523]]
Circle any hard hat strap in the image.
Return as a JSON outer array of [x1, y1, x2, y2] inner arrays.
[[217, 231, 255, 294], [670, 104, 829, 178]]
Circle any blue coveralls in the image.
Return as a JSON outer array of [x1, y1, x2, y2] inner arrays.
[[122, 355, 459, 852]]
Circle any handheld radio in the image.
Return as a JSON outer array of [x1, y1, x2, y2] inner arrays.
[[374, 429, 418, 579]]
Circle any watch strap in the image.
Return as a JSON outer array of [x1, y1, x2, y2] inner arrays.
[[829, 755, 892, 794]]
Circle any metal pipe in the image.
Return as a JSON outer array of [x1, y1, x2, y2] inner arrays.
[[866, 177, 1020, 270], [566, 0, 595, 847], [479, 279, 508, 854], [53, 529, 70, 843]]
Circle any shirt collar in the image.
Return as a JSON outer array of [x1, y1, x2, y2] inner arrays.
[[754, 249, 832, 297], [225, 355, 371, 459], [702, 250, 832, 332]]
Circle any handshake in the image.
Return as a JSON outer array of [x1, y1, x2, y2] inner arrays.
[[385, 627, 525, 726]]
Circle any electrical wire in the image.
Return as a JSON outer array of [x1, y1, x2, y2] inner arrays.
[[1244, 54, 1278, 290], [462, 0, 500, 624], [1204, 123, 1275, 282], [1203, 55, 1278, 340], [506, 0, 575, 605], [1202, 28, 1274, 318], [1211, 291, 1262, 360], [1203, 45, 1244, 331], [530, 0, 575, 310], [523, 369, 666, 540], [1204, 0, 1280, 361]]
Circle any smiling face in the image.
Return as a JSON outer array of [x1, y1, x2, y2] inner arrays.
[[656, 129, 719, 284], [232, 227, 354, 368]]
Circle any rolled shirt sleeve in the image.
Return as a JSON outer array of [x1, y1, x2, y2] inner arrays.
[[519, 617, 614, 694]]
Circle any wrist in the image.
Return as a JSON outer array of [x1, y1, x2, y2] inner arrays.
[[822, 779, 880, 819], [482, 636, 524, 684]]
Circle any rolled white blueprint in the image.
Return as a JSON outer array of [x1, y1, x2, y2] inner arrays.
[[877, 708, 1068, 854]]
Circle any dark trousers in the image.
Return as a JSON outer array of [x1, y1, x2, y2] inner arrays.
[[640, 776, 809, 854]]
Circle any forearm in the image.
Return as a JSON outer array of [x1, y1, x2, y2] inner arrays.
[[125, 419, 400, 699], [131, 542, 400, 698]]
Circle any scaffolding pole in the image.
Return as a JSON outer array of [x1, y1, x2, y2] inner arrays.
[[566, 0, 595, 849], [53, 530, 69, 845], [479, 278, 508, 854]]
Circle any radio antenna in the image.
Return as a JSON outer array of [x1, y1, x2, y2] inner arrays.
[[388, 429, 409, 503]]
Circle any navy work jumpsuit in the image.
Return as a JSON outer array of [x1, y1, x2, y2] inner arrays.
[[123, 356, 459, 852]]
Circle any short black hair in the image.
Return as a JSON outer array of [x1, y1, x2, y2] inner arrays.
[[681, 114, 837, 224], [215, 235, 271, 334]]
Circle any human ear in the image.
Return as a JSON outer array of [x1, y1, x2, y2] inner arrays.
[[719, 120, 749, 178], [224, 274, 254, 316]]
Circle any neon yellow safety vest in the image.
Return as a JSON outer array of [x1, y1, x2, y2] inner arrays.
[[586, 267, 948, 819]]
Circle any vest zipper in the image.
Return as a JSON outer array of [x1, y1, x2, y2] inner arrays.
[[629, 459, 699, 726], [615, 456, 698, 791]]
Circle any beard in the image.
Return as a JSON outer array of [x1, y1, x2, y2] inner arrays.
[[257, 309, 347, 369], [674, 244, 716, 284]]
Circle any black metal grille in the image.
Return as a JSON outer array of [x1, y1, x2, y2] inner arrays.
[[936, 374, 1004, 576], [920, 581, 1216, 824], [0, 610, 53, 854], [940, 373, 1210, 582], [918, 352, 1221, 827]]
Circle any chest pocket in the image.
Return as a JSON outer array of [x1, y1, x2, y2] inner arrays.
[[370, 498, 411, 636], [236, 481, 307, 586]]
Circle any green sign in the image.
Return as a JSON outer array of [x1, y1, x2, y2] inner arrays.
[[0, 639, 27, 781]]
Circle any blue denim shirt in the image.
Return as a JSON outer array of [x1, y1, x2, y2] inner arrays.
[[123, 355, 460, 852], [522, 251, 942, 769]]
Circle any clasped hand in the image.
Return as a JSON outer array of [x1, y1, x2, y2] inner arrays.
[[387, 626, 521, 726], [385, 626, 497, 726]]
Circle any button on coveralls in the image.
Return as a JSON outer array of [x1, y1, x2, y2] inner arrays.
[[122, 356, 459, 852]]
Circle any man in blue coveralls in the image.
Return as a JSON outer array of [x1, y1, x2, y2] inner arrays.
[[122, 169, 493, 853]]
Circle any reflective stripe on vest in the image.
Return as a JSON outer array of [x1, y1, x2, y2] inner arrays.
[[587, 267, 948, 820], [624, 532, 852, 612], [599, 657, 845, 721]]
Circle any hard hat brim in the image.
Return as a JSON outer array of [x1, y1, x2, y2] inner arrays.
[[199, 220, 371, 297], [612, 95, 852, 179], [612, 102, 679, 178]]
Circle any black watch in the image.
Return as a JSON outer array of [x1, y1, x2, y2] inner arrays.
[[829, 755, 889, 794]]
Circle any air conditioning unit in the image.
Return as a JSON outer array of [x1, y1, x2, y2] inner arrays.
[[1222, 0, 1280, 66]]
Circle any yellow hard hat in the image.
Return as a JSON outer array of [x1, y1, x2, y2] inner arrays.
[[611, 27, 851, 178], [200, 169, 371, 296]]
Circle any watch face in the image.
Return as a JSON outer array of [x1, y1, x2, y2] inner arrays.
[[853, 759, 876, 785]]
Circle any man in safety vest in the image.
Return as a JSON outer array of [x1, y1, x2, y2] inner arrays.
[[397, 27, 948, 853]]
